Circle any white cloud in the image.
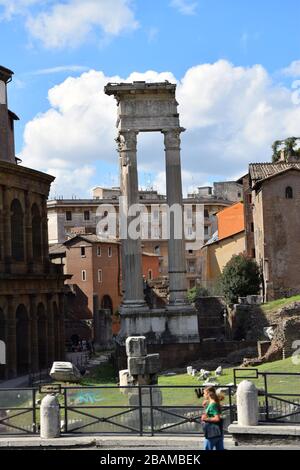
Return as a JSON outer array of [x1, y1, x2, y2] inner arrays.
[[170, 0, 198, 15], [27, 0, 138, 48], [19, 60, 300, 197], [281, 60, 300, 77], [0, 0, 40, 19], [32, 65, 90, 75], [20, 69, 176, 196], [49, 165, 96, 199], [152, 169, 209, 197], [0, 0, 138, 48]]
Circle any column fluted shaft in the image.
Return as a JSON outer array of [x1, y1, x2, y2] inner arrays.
[[117, 130, 145, 306], [163, 129, 188, 305]]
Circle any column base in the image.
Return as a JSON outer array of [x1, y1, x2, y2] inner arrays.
[[119, 301, 149, 315], [117, 304, 200, 345], [166, 302, 197, 314]]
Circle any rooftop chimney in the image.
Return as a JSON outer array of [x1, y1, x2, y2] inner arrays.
[[0, 65, 18, 164]]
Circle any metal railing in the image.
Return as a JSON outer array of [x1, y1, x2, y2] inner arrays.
[[0, 385, 236, 436], [61, 384, 236, 436], [1, 371, 300, 436], [234, 368, 300, 424], [0, 388, 37, 435]]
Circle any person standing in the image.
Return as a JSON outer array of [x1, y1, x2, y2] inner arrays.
[[196, 386, 225, 451]]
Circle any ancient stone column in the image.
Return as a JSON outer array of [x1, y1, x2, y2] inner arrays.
[[163, 128, 188, 305], [117, 130, 145, 308]]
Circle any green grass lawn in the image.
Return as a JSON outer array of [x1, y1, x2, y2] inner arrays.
[[261, 294, 300, 313], [50, 357, 300, 431], [158, 357, 300, 396], [67, 356, 300, 404]]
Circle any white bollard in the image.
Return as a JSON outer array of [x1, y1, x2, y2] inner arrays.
[[40, 394, 61, 439], [236, 380, 258, 426]]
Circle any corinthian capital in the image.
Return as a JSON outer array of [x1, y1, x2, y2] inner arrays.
[[162, 128, 184, 150], [116, 131, 138, 153]]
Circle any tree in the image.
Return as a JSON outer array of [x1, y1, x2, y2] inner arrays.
[[187, 286, 210, 303], [272, 137, 300, 162], [220, 254, 261, 304]]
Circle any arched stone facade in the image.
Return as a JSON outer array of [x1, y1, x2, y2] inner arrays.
[[0, 148, 66, 381], [0, 64, 67, 379], [0, 292, 65, 379]]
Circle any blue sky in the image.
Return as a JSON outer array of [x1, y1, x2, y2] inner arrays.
[[1, 0, 300, 197]]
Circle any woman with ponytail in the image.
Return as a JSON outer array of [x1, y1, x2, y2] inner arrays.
[[195, 386, 225, 450]]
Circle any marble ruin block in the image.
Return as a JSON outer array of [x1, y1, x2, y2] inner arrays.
[[128, 353, 160, 376], [126, 336, 147, 358], [50, 362, 81, 383]]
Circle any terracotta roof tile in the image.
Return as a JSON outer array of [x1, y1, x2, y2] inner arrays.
[[249, 162, 300, 182]]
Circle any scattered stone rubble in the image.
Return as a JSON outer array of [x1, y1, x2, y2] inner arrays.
[[243, 301, 300, 366]]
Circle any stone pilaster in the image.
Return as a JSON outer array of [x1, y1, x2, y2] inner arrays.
[[24, 190, 33, 272], [41, 196, 50, 269], [2, 185, 11, 273], [29, 296, 39, 373], [46, 294, 54, 366], [6, 296, 16, 378], [117, 130, 145, 308], [58, 294, 65, 360], [163, 128, 188, 305]]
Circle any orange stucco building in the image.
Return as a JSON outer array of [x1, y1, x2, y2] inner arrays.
[[217, 202, 245, 241], [201, 202, 246, 290]]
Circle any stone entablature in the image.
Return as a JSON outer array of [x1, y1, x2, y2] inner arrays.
[[105, 82, 179, 132]]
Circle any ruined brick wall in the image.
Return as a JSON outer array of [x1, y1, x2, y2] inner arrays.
[[228, 304, 269, 341], [194, 296, 227, 339]]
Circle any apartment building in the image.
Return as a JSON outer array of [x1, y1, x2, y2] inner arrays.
[[47, 183, 241, 289]]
